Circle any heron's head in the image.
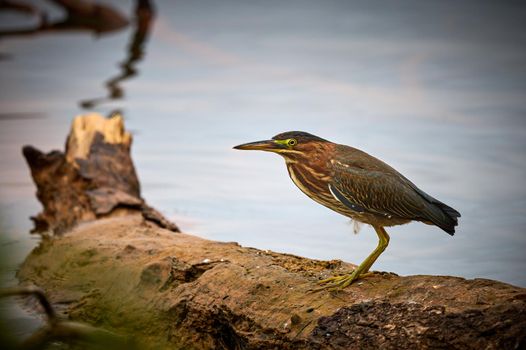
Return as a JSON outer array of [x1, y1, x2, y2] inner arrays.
[[233, 131, 330, 160]]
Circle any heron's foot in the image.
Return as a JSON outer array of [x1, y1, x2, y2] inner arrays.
[[317, 270, 373, 290]]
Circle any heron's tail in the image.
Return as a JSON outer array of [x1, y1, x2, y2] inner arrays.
[[424, 200, 461, 235]]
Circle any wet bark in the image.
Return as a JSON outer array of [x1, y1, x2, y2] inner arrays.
[[18, 114, 526, 350]]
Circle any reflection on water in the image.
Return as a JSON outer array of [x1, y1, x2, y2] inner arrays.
[[0, 0, 128, 37], [0, 0, 155, 109], [80, 0, 155, 109], [0, 0, 525, 308]]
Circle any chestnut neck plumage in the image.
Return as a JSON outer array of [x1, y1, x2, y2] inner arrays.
[[281, 142, 336, 207]]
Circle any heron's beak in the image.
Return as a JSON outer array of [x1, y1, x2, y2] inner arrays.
[[233, 140, 280, 152]]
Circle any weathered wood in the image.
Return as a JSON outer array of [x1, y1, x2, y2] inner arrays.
[[22, 113, 178, 234], [18, 217, 526, 349], [18, 114, 526, 349]]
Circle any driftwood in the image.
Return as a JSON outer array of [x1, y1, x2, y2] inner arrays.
[[17, 114, 526, 349], [22, 113, 178, 234]]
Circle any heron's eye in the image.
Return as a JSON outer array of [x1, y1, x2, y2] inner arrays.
[[287, 138, 297, 147]]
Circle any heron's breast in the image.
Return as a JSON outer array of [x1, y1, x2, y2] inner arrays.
[[286, 163, 336, 207]]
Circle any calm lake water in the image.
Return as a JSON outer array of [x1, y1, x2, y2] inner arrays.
[[1, 0, 525, 337]]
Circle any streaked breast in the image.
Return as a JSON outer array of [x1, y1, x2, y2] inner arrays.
[[287, 163, 335, 207]]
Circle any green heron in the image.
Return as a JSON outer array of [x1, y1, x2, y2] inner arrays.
[[234, 131, 460, 288]]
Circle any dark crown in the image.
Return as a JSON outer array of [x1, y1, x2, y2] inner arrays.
[[272, 131, 328, 143]]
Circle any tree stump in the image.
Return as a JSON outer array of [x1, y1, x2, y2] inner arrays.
[[22, 113, 178, 234]]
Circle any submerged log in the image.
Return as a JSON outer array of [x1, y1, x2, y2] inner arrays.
[[18, 114, 526, 349]]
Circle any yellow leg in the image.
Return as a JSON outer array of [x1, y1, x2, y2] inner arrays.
[[318, 226, 390, 289], [362, 226, 389, 273]]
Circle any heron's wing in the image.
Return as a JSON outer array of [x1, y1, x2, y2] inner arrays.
[[330, 162, 427, 220], [329, 145, 460, 235]]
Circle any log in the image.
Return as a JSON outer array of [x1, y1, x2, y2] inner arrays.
[[18, 114, 526, 349]]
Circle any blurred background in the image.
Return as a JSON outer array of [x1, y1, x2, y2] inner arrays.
[[1, 1, 525, 338]]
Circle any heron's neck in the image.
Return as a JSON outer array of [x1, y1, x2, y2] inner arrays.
[[284, 155, 331, 182]]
